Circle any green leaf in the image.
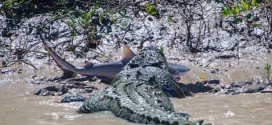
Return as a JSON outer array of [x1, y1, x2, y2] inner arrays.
[[145, 3, 152, 12], [221, 6, 233, 16], [232, 4, 240, 15], [251, 0, 256, 6], [225, 7, 232, 15], [159, 46, 164, 53], [68, 20, 73, 28], [111, 17, 117, 23], [232, 17, 242, 24], [150, 10, 158, 16], [241, 0, 250, 11], [265, 63, 271, 71], [94, 5, 99, 11], [85, 11, 92, 23], [145, 2, 158, 16], [246, 13, 252, 19], [90, 28, 96, 36]]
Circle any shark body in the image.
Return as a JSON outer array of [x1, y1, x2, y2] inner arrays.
[[42, 42, 190, 82]]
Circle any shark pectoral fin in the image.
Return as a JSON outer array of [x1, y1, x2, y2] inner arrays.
[[168, 63, 190, 78], [119, 43, 135, 63]]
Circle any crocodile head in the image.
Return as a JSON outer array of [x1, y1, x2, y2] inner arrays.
[[125, 46, 168, 70]]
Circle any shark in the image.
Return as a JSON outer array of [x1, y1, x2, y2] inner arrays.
[[42, 42, 190, 82]]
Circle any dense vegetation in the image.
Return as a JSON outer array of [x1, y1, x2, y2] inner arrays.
[[0, 0, 271, 69]]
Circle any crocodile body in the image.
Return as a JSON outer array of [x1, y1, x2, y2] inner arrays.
[[78, 46, 203, 125]]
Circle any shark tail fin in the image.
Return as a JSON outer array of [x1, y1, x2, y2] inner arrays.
[[42, 42, 76, 78]]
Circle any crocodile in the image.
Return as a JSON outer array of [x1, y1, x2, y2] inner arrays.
[[42, 41, 190, 82], [78, 46, 204, 125]]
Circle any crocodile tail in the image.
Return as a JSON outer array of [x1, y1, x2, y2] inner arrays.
[[42, 41, 76, 78]]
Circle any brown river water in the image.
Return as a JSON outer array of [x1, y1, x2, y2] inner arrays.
[[0, 64, 271, 125]]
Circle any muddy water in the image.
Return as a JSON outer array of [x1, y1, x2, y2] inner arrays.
[[0, 65, 271, 125], [172, 94, 272, 125], [0, 66, 133, 125]]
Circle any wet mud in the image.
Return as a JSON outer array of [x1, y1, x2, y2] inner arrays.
[[0, 62, 271, 125]]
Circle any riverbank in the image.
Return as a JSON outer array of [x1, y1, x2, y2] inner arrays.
[[0, 0, 271, 124]]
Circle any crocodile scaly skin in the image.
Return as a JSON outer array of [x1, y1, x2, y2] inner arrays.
[[78, 46, 203, 125]]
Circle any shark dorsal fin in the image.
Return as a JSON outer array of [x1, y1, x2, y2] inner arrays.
[[119, 44, 135, 62]]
